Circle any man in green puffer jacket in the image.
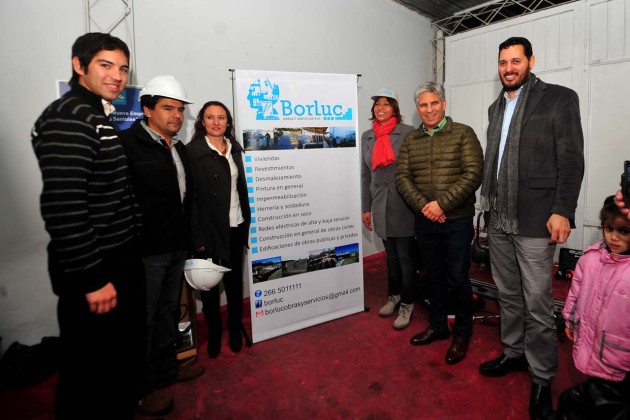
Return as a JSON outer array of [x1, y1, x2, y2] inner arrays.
[[396, 81, 483, 365]]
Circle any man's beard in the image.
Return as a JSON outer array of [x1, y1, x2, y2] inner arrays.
[[501, 68, 531, 92]]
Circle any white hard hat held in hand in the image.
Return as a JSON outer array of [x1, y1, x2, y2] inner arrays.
[[183, 259, 231, 291]]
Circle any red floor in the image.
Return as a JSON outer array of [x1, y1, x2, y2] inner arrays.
[[1, 252, 585, 419]]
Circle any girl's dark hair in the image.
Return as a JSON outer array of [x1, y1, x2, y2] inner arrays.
[[600, 195, 624, 224], [369, 97, 402, 123], [70, 32, 130, 86], [191, 101, 236, 143]]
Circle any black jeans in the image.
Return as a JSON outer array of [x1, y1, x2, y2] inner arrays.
[[415, 216, 474, 338], [142, 249, 187, 392], [382, 236, 416, 304], [55, 243, 145, 419]]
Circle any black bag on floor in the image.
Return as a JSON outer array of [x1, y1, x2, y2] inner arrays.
[[472, 212, 490, 271], [0, 336, 61, 388]]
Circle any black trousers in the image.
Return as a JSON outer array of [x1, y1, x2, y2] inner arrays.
[[54, 245, 145, 420], [415, 216, 474, 338], [556, 376, 630, 420], [200, 224, 248, 348], [382, 236, 416, 304]]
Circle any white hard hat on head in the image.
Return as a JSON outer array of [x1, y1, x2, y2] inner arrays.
[[183, 259, 231, 291], [139, 75, 192, 104]]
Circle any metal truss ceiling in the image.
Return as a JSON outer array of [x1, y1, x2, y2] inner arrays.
[[432, 0, 577, 36]]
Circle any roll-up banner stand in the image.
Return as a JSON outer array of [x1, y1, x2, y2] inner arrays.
[[234, 70, 364, 343]]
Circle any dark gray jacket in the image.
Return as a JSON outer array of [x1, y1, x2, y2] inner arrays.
[[487, 79, 584, 237], [361, 123, 415, 238]]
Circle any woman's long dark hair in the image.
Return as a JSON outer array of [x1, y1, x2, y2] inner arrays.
[[191, 101, 236, 143]]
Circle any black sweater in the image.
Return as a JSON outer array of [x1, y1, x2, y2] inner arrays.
[[32, 85, 142, 295]]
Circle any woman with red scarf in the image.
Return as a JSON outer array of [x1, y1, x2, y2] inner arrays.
[[360, 88, 416, 329]]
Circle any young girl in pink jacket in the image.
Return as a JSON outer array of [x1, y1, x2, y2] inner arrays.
[[557, 196, 630, 419]]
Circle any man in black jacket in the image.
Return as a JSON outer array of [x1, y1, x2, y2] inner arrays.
[[32, 33, 145, 419], [119, 75, 203, 415]]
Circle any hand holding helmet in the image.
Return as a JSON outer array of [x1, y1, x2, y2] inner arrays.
[[184, 259, 231, 291]]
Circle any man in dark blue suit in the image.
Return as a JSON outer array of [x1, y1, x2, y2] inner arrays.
[[478, 37, 584, 420]]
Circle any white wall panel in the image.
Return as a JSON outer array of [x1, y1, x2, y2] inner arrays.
[[485, 31, 499, 79], [495, 27, 511, 55], [583, 0, 630, 238], [535, 68, 575, 89], [452, 39, 468, 83], [517, 20, 534, 42], [532, 18, 549, 68], [559, 12, 575, 66], [584, 225, 603, 246], [450, 81, 492, 205], [607, 0, 625, 58], [590, 2, 609, 61], [588, 0, 630, 61], [0, 0, 84, 354], [483, 81, 503, 126], [450, 84, 485, 147], [470, 36, 486, 81], [585, 61, 630, 223], [446, 7, 580, 84], [545, 14, 561, 68]]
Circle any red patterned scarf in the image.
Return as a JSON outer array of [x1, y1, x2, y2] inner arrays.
[[371, 117, 397, 170]]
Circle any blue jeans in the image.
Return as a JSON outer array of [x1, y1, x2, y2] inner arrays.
[[415, 216, 474, 338], [382, 236, 416, 304], [143, 249, 187, 391]]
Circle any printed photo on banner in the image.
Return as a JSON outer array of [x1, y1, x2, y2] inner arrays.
[[252, 242, 359, 285], [243, 127, 356, 151]]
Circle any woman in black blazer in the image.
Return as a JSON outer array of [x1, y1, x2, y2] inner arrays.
[[188, 101, 251, 357]]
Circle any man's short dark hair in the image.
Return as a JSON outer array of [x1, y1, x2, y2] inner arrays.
[[498, 37, 533, 60], [69, 32, 130, 86], [140, 95, 162, 111], [140, 95, 164, 121]]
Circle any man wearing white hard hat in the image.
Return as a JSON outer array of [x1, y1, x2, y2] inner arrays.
[[119, 75, 203, 415]]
